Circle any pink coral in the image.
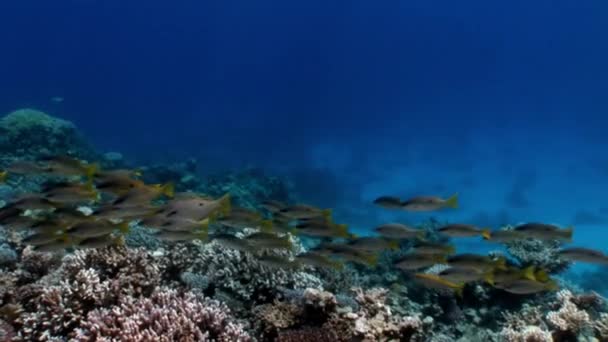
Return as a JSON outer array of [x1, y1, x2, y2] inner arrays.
[[546, 290, 590, 333], [74, 288, 251, 342]]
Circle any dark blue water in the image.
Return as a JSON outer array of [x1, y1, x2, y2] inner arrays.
[[1, 0, 607, 254]]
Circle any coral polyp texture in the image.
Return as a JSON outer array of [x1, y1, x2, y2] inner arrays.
[[1, 109, 608, 341]]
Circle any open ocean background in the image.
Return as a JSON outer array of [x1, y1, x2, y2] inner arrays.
[[1, 0, 607, 273]]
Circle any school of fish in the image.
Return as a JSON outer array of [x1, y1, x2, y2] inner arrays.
[[1, 156, 606, 297]]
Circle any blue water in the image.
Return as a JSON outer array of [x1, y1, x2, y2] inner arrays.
[[1, 1, 607, 258]]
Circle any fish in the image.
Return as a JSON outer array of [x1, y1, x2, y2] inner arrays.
[[438, 224, 490, 239], [157, 193, 231, 221], [447, 254, 506, 271], [0, 207, 22, 223], [257, 255, 299, 269], [77, 234, 124, 249], [210, 233, 254, 253], [558, 247, 608, 265], [513, 223, 573, 242], [245, 232, 293, 250], [0, 214, 39, 230], [0, 170, 6, 183], [315, 243, 378, 266], [295, 252, 344, 270], [95, 177, 147, 196], [153, 230, 208, 242], [374, 223, 424, 239], [401, 194, 458, 211], [412, 241, 456, 255], [95, 169, 142, 182], [10, 195, 58, 210], [413, 273, 464, 296], [155, 218, 210, 232], [93, 204, 160, 220], [347, 237, 399, 252], [5, 160, 47, 174], [23, 232, 65, 246], [43, 182, 99, 204], [217, 207, 273, 231], [485, 266, 544, 286], [40, 156, 98, 179], [483, 229, 526, 243], [495, 279, 558, 295], [295, 220, 349, 238], [438, 267, 488, 284], [278, 204, 332, 220], [111, 182, 175, 205], [66, 220, 129, 238], [33, 236, 74, 252], [373, 196, 404, 209], [260, 200, 287, 213], [393, 253, 446, 271]]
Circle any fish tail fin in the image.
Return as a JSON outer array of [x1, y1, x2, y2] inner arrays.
[[484, 270, 495, 286], [198, 218, 210, 231], [435, 254, 448, 264], [454, 284, 464, 298], [563, 226, 574, 242], [521, 265, 536, 281], [259, 220, 273, 233], [331, 260, 345, 270], [0, 170, 7, 183], [494, 257, 507, 270], [322, 208, 332, 220], [84, 163, 99, 180], [481, 229, 492, 240], [218, 193, 231, 216], [363, 253, 378, 267], [196, 230, 209, 242], [118, 222, 130, 234], [334, 224, 349, 238], [161, 182, 175, 198], [387, 239, 400, 250], [444, 193, 459, 209], [545, 279, 558, 291], [445, 245, 456, 255], [535, 268, 550, 283]]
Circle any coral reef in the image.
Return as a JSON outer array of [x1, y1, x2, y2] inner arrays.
[[0, 109, 96, 161], [74, 288, 250, 341]]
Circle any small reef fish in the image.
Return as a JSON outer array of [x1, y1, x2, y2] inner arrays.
[[347, 237, 399, 252], [210, 233, 254, 253], [438, 224, 490, 239], [495, 279, 558, 295], [260, 200, 287, 213], [111, 182, 174, 205], [486, 266, 547, 286], [217, 207, 272, 231], [483, 229, 526, 243], [279, 204, 331, 220], [373, 196, 404, 209], [5, 161, 46, 174], [153, 230, 208, 242], [93, 204, 160, 220], [447, 254, 506, 271], [414, 273, 464, 296], [43, 182, 99, 204], [66, 220, 129, 238], [412, 241, 456, 255], [94, 169, 142, 182], [40, 155, 98, 179], [23, 232, 65, 246], [245, 232, 293, 250], [33, 236, 74, 252], [10, 195, 57, 210], [77, 234, 123, 249], [401, 194, 458, 211], [438, 267, 488, 284], [314, 243, 378, 266], [0, 207, 22, 223], [257, 255, 299, 269], [158, 193, 230, 221], [558, 247, 608, 265], [513, 223, 573, 242], [295, 252, 344, 270], [295, 220, 349, 238], [374, 223, 424, 239], [393, 253, 447, 271], [155, 218, 210, 232], [1, 214, 38, 230]]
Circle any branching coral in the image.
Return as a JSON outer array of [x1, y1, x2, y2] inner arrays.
[[74, 288, 251, 341], [501, 325, 553, 342], [501, 227, 570, 274], [546, 290, 590, 334]]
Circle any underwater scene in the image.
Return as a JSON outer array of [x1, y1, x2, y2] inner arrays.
[[1, 1, 608, 341]]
